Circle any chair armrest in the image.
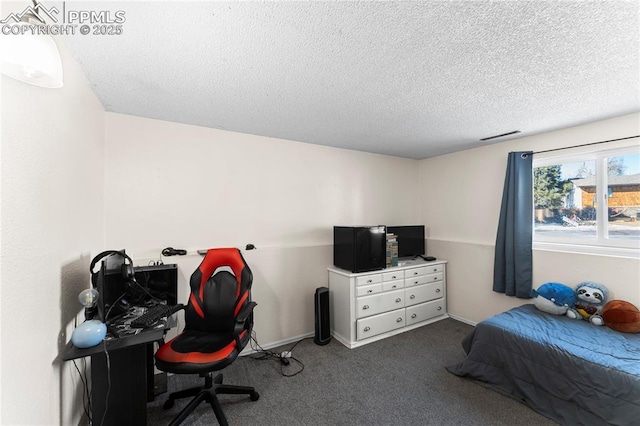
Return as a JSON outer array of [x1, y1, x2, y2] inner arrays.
[[236, 301, 257, 323], [233, 301, 257, 335], [169, 303, 186, 315]]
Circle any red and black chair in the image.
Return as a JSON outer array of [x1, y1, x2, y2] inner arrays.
[[155, 248, 259, 426]]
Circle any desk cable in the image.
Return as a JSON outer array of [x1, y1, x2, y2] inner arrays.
[[249, 332, 311, 377], [103, 280, 164, 324], [71, 357, 92, 423], [104, 292, 127, 323], [70, 343, 110, 426], [100, 339, 112, 426], [131, 273, 165, 304]]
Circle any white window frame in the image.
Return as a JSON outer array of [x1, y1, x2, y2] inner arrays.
[[533, 145, 640, 258]]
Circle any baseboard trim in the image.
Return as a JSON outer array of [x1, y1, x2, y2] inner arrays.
[[447, 313, 477, 326]]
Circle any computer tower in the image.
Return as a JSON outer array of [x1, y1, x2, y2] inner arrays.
[[314, 287, 331, 345], [333, 226, 386, 273]]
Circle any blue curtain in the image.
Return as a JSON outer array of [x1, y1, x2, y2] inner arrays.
[[493, 151, 533, 298]]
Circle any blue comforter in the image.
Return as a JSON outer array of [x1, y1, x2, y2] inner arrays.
[[447, 304, 640, 425]]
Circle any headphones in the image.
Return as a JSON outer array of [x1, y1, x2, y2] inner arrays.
[[90, 250, 136, 287]]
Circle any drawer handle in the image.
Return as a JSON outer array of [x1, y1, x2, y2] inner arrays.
[[391, 285, 397, 289], [363, 305, 369, 310], [410, 295, 415, 299], [435, 288, 441, 293], [433, 276, 438, 280], [414, 281, 419, 285], [437, 306, 442, 311], [364, 326, 370, 332], [395, 298, 402, 303], [392, 275, 397, 279], [396, 317, 403, 323], [367, 289, 373, 293], [411, 313, 417, 319], [432, 268, 438, 272], [413, 272, 418, 276], [367, 279, 373, 283]]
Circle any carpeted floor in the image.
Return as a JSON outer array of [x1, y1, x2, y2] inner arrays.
[[147, 318, 557, 425]]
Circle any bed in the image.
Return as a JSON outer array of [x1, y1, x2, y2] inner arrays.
[[446, 304, 640, 425]]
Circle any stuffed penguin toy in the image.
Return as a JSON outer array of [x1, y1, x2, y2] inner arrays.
[[566, 282, 609, 326]]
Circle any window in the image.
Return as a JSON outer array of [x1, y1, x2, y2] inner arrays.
[[533, 146, 640, 256]]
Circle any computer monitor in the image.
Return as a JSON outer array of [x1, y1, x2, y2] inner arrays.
[[386, 225, 426, 258]]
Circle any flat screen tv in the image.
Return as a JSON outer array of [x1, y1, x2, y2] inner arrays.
[[386, 225, 425, 258]]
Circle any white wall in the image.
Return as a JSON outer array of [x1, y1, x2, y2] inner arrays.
[[419, 113, 640, 324], [0, 32, 105, 425], [103, 113, 421, 344]]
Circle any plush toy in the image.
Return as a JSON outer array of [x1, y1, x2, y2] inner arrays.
[[602, 300, 640, 333], [531, 282, 577, 315], [566, 282, 608, 325]]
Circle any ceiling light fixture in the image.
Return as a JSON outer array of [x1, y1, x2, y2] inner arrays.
[[479, 130, 521, 141], [0, 0, 63, 88]]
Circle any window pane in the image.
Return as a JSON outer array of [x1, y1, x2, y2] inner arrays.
[[607, 153, 640, 240], [534, 160, 597, 240]]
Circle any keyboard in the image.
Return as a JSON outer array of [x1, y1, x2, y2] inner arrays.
[[131, 304, 182, 328]]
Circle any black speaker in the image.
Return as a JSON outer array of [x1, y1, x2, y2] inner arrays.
[[314, 287, 331, 345]]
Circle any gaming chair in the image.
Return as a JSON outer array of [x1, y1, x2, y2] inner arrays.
[[155, 248, 258, 426]]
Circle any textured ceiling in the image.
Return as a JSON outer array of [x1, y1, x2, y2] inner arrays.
[[61, 1, 639, 159]]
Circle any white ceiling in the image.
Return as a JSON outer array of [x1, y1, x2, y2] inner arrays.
[[62, 1, 639, 159]]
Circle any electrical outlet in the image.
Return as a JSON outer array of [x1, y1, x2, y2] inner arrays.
[[281, 351, 292, 358]]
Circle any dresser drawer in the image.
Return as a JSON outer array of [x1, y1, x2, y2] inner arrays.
[[405, 275, 428, 287], [356, 289, 405, 319], [382, 279, 404, 292], [425, 264, 444, 275], [382, 271, 404, 281], [357, 309, 406, 340], [357, 283, 382, 297], [405, 282, 444, 306], [356, 274, 382, 287], [424, 272, 444, 284], [406, 299, 446, 325], [405, 267, 427, 278]]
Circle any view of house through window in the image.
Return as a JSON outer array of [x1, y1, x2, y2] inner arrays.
[[533, 147, 640, 249]]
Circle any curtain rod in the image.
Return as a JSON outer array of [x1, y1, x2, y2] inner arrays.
[[531, 135, 639, 156]]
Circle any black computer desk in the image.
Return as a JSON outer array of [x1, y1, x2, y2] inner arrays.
[[63, 321, 169, 426]]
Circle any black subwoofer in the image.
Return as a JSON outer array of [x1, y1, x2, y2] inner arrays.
[[314, 287, 331, 345]]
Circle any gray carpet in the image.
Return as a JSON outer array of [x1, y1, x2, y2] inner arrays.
[[147, 318, 557, 425]]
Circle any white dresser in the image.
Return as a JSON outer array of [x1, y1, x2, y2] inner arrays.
[[328, 259, 447, 349]]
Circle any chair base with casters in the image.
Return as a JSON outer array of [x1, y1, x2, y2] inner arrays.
[[163, 372, 259, 426]]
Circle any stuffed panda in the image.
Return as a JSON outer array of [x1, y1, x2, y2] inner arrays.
[[566, 282, 609, 326]]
